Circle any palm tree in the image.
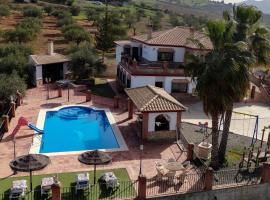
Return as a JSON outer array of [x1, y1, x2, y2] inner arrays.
[[185, 5, 269, 168], [218, 6, 270, 164]]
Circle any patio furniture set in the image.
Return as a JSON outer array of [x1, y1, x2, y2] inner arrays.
[[155, 159, 192, 184]]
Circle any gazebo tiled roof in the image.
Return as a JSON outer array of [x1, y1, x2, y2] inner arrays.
[[125, 85, 187, 112]]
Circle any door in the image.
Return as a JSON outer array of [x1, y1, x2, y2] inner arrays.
[[132, 47, 139, 61]]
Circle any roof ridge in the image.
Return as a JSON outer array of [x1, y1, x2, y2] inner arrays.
[[141, 94, 158, 111], [147, 85, 187, 110]]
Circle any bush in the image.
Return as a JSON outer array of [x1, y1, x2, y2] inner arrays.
[[0, 71, 27, 113], [44, 5, 53, 15], [64, 25, 90, 44], [57, 11, 74, 27], [0, 5, 10, 18], [70, 5, 80, 16], [4, 17, 42, 43], [22, 6, 42, 18]]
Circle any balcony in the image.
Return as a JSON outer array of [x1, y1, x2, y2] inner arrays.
[[119, 55, 185, 76]]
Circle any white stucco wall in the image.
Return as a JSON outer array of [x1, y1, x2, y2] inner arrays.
[[36, 65, 43, 81], [130, 75, 196, 94], [148, 112, 177, 132], [116, 45, 123, 64], [142, 44, 186, 62], [63, 62, 69, 77]]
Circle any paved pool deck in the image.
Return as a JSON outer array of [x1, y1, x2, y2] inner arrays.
[[0, 85, 186, 181]]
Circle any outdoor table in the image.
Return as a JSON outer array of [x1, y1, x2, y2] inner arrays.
[[164, 162, 184, 171]]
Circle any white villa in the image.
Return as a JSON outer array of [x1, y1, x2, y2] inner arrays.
[[115, 27, 212, 97]]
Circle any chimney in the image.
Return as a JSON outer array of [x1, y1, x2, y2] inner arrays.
[[190, 27, 195, 39], [48, 39, 54, 55]]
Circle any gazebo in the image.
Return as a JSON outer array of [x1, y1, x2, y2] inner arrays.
[[125, 85, 187, 140]]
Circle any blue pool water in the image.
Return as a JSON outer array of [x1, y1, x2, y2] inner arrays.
[[39, 106, 120, 153]]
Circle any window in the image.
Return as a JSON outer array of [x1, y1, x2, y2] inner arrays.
[[155, 81, 163, 88], [171, 82, 188, 93], [127, 79, 131, 88], [158, 52, 174, 61], [155, 114, 170, 131]]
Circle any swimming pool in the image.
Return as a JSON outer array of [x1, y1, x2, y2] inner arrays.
[[30, 106, 127, 155]]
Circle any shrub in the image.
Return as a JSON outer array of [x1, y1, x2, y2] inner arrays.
[[0, 5, 10, 18], [22, 6, 42, 18], [70, 5, 80, 16], [44, 5, 53, 15], [64, 25, 90, 44]]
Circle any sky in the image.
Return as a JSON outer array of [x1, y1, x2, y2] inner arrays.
[[213, 0, 263, 3]]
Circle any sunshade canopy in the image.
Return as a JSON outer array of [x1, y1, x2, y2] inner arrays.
[[78, 150, 112, 165], [9, 154, 50, 172]]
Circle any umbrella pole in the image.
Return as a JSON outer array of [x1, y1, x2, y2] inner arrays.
[[94, 164, 96, 184]]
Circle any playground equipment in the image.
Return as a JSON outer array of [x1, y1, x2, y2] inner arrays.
[[11, 117, 43, 138], [239, 126, 270, 171]]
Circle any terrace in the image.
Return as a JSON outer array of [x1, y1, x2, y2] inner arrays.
[[118, 55, 185, 76]]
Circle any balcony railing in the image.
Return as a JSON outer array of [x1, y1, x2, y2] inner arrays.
[[119, 55, 185, 76]]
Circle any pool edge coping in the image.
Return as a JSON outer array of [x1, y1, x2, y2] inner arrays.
[[29, 104, 129, 156]]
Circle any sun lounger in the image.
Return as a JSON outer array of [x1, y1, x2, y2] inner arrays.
[[98, 172, 119, 190], [9, 180, 27, 199], [41, 177, 55, 195], [76, 173, 90, 193]]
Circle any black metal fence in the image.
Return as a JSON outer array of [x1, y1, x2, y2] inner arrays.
[[213, 167, 262, 189], [146, 172, 205, 197]]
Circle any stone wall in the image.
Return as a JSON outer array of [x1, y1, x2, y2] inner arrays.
[[149, 183, 270, 200]]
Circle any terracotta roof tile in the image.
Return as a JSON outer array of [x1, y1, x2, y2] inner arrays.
[[131, 27, 212, 50], [125, 85, 187, 112]]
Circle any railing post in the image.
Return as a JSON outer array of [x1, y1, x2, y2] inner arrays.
[[138, 175, 147, 200], [1, 115, 9, 132], [85, 90, 92, 102], [187, 143, 194, 161], [204, 167, 214, 191], [114, 96, 119, 109], [261, 162, 270, 183], [10, 102, 16, 117], [51, 182, 61, 200]]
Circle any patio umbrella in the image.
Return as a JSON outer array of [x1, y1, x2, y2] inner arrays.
[[9, 154, 50, 191], [78, 150, 112, 184]]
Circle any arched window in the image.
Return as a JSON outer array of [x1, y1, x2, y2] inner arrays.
[[155, 114, 170, 131]]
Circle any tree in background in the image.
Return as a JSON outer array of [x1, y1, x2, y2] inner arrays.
[[69, 42, 106, 80], [70, 5, 80, 16], [0, 71, 26, 113], [63, 25, 91, 45], [95, 5, 127, 61], [22, 6, 42, 18], [0, 43, 32, 81], [44, 5, 53, 16], [0, 5, 10, 19]]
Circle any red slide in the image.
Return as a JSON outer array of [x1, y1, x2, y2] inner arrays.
[[10, 117, 29, 138]]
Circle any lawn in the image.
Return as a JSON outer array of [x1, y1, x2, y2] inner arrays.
[[0, 168, 136, 200], [90, 78, 116, 99]]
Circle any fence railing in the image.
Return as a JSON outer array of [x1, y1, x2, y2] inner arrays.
[[0, 97, 20, 142], [62, 181, 138, 200], [146, 172, 205, 197], [213, 167, 262, 189]]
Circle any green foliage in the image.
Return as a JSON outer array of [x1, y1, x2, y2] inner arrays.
[[70, 5, 80, 16], [4, 17, 42, 43], [44, 5, 53, 16], [0, 5, 10, 18], [96, 11, 127, 53], [63, 25, 91, 45], [69, 42, 106, 80], [22, 6, 42, 18], [57, 11, 74, 27], [150, 13, 162, 31], [0, 71, 26, 112], [0, 43, 32, 80]]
